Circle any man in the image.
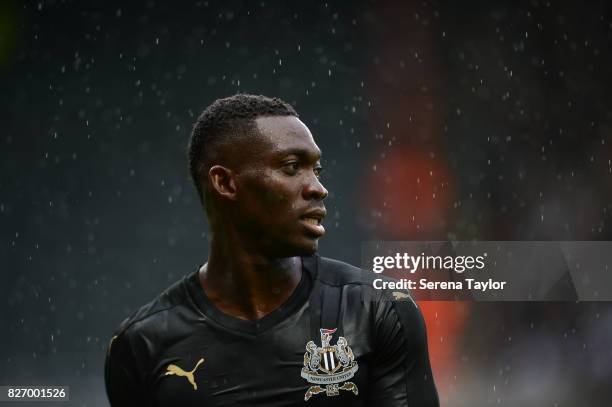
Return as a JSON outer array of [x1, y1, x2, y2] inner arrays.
[[104, 94, 439, 406]]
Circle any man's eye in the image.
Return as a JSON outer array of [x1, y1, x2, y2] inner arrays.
[[283, 162, 300, 175], [314, 166, 323, 178]]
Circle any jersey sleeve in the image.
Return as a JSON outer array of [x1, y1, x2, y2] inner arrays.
[[104, 327, 151, 406], [367, 295, 440, 407]]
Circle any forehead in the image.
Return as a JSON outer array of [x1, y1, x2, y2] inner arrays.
[[254, 116, 321, 157]]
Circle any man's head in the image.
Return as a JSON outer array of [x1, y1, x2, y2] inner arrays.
[[188, 94, 328, 256]]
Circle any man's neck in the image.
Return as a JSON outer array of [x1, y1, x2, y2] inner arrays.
[[198, 236, 303, 321]]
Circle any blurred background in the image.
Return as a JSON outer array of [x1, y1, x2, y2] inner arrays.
[[1, 0, 612, 405]]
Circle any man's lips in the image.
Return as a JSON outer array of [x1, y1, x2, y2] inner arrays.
[[300, 218, 325, 236], [300, 209, 326, 237]]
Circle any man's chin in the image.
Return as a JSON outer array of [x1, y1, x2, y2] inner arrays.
[[257, 232, 321, 258], [275, 238, 319, 258]]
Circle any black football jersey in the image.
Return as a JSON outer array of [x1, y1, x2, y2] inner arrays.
[[104, 255, 439, 406]]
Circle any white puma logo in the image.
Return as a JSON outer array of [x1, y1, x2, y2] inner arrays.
[[392, 291, 410, 300]]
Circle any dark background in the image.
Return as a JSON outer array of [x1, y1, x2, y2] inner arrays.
[[1, 1, 612, 405]]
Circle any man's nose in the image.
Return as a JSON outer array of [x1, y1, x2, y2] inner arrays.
[[303, 174, 328, 200]]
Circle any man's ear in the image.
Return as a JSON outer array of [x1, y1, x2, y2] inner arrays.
[[208, 165, 237, 200]]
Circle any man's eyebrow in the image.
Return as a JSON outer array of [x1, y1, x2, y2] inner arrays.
[[275, 148, 322, 159]]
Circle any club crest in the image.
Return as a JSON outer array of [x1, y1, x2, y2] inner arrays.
[[301, 328, 359, 401]]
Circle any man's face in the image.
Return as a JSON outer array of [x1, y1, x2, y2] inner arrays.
[[231, 115, 328, 257]]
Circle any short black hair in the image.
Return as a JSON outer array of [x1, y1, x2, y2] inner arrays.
[[188, 93, 298, 208]]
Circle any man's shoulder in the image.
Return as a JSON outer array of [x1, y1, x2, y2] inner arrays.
[[111, 272, 193, 339], [317, 255, 416, 305]]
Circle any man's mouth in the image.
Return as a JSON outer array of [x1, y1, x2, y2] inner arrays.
[[303, 217, 321, 226], [300, 210, 326, 237]]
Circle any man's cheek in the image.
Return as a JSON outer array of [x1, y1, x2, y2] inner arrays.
[[264, 191, 288, 204], [261, 183, 290, 206]]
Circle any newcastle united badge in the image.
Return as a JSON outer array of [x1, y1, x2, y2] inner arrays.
[[301, 328, 359, 401]]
